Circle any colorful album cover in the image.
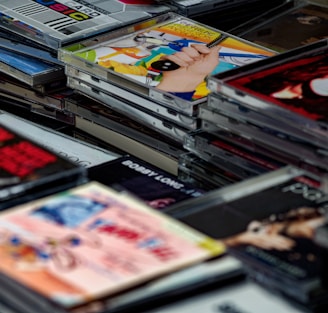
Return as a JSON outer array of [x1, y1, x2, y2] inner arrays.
[[177, 172, 327, 302], [71, 16, 274, 102], [88, 155, 205, 210], [241, 3, 328, 52], [0, 122, 85, 209], [218, 41, 328, 126], [0, 181, 223, 310], [0, 0, 171, 50]]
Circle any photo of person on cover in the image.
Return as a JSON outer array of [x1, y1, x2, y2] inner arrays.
[[224, 206, 327, 250], [222, 206, 328, 279], [179, 180, 328, 280]]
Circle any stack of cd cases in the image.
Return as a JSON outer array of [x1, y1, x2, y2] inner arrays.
[[0, 29, 78, 123], [0, 0, 175, 125], [59, 12, 275, 144], [177, 152, 242, 191], [0, 40, 66, 93], [0, 35, 70, 118], [203, 38, 328, 178], [64, 92, 188, 175]]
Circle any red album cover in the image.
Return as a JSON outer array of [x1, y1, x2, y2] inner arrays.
[[226, 42, 328, 122], [0, 123, 85, 209]]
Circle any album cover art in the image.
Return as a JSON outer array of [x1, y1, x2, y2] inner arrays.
[[68, 15, 274, 102], [0, 181, 223, 312], [177, 171, 328, 304]]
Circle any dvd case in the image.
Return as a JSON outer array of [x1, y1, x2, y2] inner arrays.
[[181, 137, 258, 181], [165, 166, 328, 308], [0, 181, 223, 313], [0, 93, 75, 125], [0, 36, 63, 65], [0, 117, 87, 210], [178, 152, 240, 190], [59, 12, 275, 115], [207, 38, 328, 141], [0, 0, 172, 50], [0, 27, 56, 54], [0, 72, 73, 111], [0, 101, 74, 132], [184, 130, 285, 176]]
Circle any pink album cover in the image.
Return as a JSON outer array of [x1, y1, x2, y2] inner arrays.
[[0, 182, 223, 310]]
